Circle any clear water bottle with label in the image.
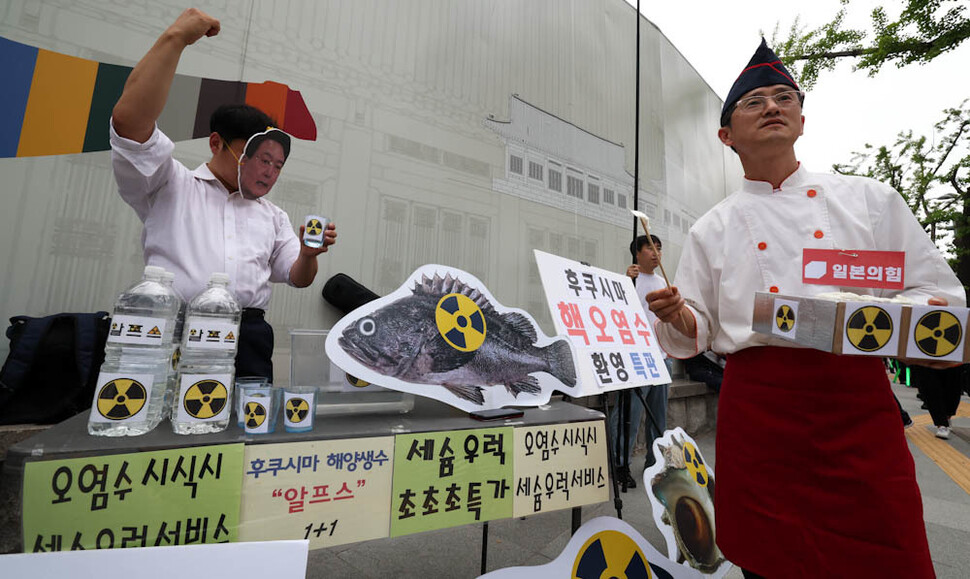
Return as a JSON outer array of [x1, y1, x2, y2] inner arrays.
[[88, 265, 180, 436], [171, 272, 241, 435]]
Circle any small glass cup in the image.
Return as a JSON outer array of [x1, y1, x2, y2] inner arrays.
[[283, 386, 317, 433], [240, 382, 281, 434], [236, 377, 269, 428]]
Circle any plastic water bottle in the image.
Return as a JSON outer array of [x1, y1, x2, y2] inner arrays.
[[88, 265, 180, 436], [171, 272, 241, 435]]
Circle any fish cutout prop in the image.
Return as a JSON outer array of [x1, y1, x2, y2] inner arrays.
[[0, 37, 316, 158], [478, 516, 703, 579], [643, 428, 733, 578], [325, 265, 579, 413]]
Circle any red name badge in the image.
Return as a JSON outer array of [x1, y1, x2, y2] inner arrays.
[[802, 249, 905, 290]]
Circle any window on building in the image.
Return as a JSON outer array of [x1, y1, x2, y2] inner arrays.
[[587, 183, 600, 204], [603, 188, 615, 205], [528, 161, 543, 181], [617, 194, 627, 209], [548, 169, 562, 192], [510, 154, 523, 175], [664, 209, 672, 224], [567, 175, 583, 199]]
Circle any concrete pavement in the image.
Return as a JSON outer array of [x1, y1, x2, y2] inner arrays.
[[305, 382, 970, 578]]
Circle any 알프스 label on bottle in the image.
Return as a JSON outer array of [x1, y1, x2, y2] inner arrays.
[[175, 373, 233, 423], [182, 318, 240, 351], [107, 315, 168, 345], [89, 372, 155, 423]]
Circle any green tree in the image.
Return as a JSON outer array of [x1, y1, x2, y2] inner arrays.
[[773, 0, 970, 90], [832, 100, 970, 292]]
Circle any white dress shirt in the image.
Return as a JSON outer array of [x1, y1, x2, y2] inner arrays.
[[110, 123, 300, 309], [657, 164, 966, 358]]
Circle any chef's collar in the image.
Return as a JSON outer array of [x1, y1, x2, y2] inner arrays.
[[741, 163, 807, 194]]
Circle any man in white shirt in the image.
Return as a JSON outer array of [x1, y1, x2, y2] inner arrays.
[[609, 234, 671, 489], [110, 8, 337, 381], [646, 39, 960, 578]]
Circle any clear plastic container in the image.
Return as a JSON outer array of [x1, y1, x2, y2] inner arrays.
[[89, 265, 180, 436], [290, 329, 414, 416], [171, 273, 241, 435]]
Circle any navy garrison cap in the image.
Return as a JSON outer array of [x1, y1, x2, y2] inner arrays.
[[720, 38, 799, 126]]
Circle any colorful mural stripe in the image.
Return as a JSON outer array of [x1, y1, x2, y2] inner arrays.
[[1, 37, 316, 158]]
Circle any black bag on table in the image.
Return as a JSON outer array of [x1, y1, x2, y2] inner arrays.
[[0, 312, 110, 425], [322, 273, 380, 314]]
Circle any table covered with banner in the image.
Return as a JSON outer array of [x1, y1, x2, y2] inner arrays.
[[2, 397, 609, 553]]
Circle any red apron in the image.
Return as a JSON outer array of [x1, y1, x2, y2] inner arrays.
[[715, 346, 934, 578]]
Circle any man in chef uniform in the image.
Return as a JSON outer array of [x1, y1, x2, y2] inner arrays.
[[646, 39, 963, 578]]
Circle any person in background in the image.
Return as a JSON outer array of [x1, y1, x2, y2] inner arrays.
[[910, 364, 965, 439], [609, 234, 671, 490]]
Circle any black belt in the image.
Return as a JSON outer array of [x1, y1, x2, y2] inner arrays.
[[242, 308, 265, 322]]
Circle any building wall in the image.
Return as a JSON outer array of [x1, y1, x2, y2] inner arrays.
[[0, 0, 739, 381]]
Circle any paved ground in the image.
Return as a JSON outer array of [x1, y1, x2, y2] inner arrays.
[[305, 382, 970, 578]]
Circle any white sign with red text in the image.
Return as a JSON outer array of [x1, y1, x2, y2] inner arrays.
[[534, 249, 670, 396]]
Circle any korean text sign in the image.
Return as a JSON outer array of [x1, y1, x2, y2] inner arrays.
[[512, 421, 608, 517], [802, 249, 905, 290], [391, 427, 513, 536], [23, 444, 244, 552], [238, 437, 394, 549], [534, 249, 670, 394]]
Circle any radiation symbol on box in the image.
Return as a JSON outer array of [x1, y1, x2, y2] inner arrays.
[[306, 219, 323, 236], [286, 398, 310, 423], [775, 304, 795, 333], [346, 373, 370, 388], [244, 402, 267, 428], [435, 293, 487, 352], [96, 378, 147, 420], [914, 310, 962, 357], [183, 379, 228, 419], [572, 530, 651, 579], [846, 306, 893, 352], [683, 441, 709, 488]]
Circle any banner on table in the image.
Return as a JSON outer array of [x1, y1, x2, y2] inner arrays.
[[23, 444, 244, 552]]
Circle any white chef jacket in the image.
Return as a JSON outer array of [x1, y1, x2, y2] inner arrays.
[[110, 122, 301, 309], [635, 271, 668, 359], [656, 164, 966, 358]]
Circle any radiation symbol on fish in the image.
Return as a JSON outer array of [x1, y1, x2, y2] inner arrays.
[[775, 304, 795, 333], [183, 379, 228, 419], [244, 401, 267, 428], [845, 306, 893, 352], [914, 310, 962, 357], [346, 373, 370, 388], [306, 218, 323, 236], [96, 378, 147, 420], [683, 441, 709, 488], [435, 293, 487, 352], [285, 398, 310, 423], [572, 530, 651, 579]]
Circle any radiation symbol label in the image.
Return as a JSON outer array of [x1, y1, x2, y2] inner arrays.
[[306, 218, 323, 236], [346, 373, 370, 388], [244, 401, 267, 428], [775, 305, 795, 333], [96, 378, 147, 420], [183, 379, 229, 419], [285, 398, 310, 423], [572, 530, 651, 579], [914, 310, 962, 357], [171, 347, 181, 371], [683, 442, 709, 488], [845, 306, 894, 352], [435, 293, 487, 352]]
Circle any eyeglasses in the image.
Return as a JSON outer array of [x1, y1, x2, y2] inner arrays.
[[734, 90, 805, 114]]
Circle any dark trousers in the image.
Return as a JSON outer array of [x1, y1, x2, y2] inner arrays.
[[910, 365, 965, 427], [235, 309, 274, 382]]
